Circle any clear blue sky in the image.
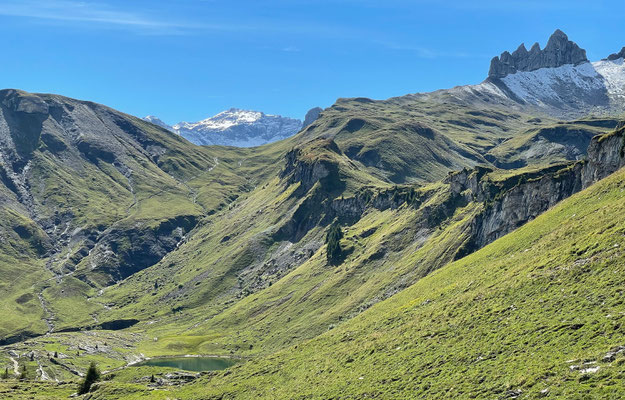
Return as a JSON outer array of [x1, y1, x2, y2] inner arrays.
[[1, 0, 623, 124]]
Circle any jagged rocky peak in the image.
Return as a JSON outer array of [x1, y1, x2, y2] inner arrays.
[[488, 29, 588, 79]]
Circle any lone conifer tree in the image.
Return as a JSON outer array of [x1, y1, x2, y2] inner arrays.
[[19, 365, 27, 380], [78, 361, 100, 394], [326, 221, 343, 264]]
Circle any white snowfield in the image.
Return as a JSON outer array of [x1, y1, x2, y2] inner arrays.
[[143, 109, 303, 147], [423, 56, 625, 118], [174, 109, 267, 132], [500, 58, 625, 106]]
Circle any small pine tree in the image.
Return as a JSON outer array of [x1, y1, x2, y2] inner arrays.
[[2, 367, 8, 379], [150, 374, 155, 383], [78, 362, 100, 394], [325, 221, 343, 264], [29, 353, 34, 362], [53, 351, 58, 358], [19, 365, 27, 380]]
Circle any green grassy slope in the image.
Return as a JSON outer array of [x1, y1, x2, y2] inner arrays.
[[155, 165, 625, 399], [61, 120, 618, 370], [300, 97, 557, 183], [96, 131, 608, 365]]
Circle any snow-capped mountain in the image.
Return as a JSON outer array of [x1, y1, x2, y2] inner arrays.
[[143, 115, 173, 131], [416, 30, 625, 119], [143, 108, 316, 147]]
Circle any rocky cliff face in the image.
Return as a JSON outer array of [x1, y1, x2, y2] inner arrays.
[[581, 127, 625, 186], [453, 126, 625, 257], [459, 164, 583, 255], [280, 138, 343, 193], [489, 29, 588, 79], [278, 123, 625, 266]]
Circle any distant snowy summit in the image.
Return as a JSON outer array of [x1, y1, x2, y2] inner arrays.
[[143, 115, 172, 131], [144, 107, 321, 147]]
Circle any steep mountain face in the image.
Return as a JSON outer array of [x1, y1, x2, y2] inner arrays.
[[418, 30, 625, 119], [454, 125, 625, 257], [144, 109, 305, 147], [0, 88, 262, 339], [173, 109, 302, 147]]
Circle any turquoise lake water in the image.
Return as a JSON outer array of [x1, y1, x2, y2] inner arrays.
[[135, 357, 236, 372]]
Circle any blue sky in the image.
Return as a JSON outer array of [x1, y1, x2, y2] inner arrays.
[[0, 0, 623, 123]]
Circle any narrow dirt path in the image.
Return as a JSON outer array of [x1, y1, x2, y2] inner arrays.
[[37, 292, 55, 334], [9, 356, 19, 375], [124, 170, 138, 215]]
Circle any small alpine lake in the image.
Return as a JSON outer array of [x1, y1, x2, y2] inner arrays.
[[134, 356, 237, 372]]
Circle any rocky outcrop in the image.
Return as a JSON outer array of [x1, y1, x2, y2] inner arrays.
[[581, 127, 625, 186], [458, 164, 583, 256], [489, 30, 588, 79], [303, 107, 323, 128], [79, 215, 198, 285], [454, 126, 625, 258], [280, 138, 343, 193], [606, 47, 625, 61], [0, 90, 49, 159]]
